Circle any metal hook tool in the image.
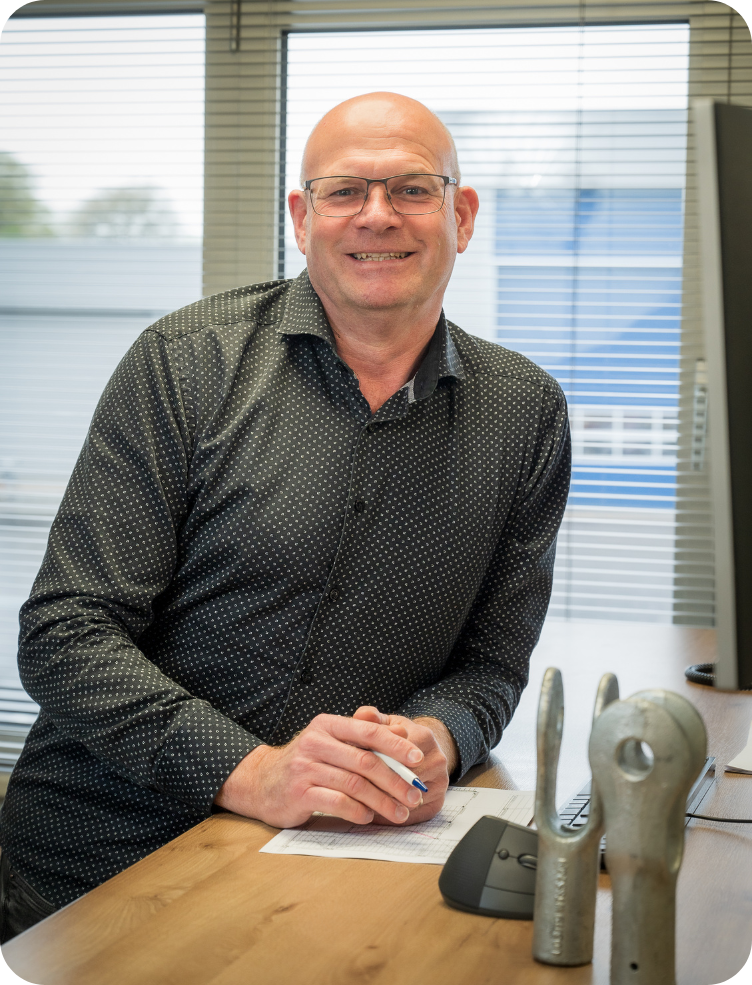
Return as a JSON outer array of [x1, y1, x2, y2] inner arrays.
[[589, 690, 707, 985], [533, 667, 619, 966]]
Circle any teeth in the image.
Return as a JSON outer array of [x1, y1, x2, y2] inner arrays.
[[352, 252, 409, 261]]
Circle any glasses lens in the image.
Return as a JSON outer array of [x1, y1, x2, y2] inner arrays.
[[386, 174, 446, 215], [309, 177, 368, 216]]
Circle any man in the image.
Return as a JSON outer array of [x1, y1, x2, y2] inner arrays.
[[0, 92, 570, 940]]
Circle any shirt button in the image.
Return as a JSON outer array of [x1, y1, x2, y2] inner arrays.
[[353, 501, 366, 513], [327, 588, 340, 601], [300, 668, 313, 684]]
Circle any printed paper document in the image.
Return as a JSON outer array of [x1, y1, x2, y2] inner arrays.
[[260, 786, 535, 865], [726, 720, 752, 775]]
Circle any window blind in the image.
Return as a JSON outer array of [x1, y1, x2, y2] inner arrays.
[[280, 21, 674, 622], [0, 11, 206, 740], [200, 0, 750, 626]]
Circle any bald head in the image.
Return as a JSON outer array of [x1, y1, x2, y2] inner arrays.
[[300, 92, 460, 185], [288, 91, 478, 327]]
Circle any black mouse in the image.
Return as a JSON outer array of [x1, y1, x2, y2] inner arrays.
[[438, 815, 538, 919]]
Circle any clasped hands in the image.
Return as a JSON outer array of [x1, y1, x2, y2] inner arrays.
[[214, 706, 456, 829]]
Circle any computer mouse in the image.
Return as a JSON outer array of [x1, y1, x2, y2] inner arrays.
[[438, 815, 538, 919]]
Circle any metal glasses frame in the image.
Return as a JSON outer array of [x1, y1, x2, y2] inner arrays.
[[303, 173, 458, 217]]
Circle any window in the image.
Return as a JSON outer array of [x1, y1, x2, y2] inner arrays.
[[0, 3, 749, 761], [283, 24, 689, 621], [0, 12, 205, 739]]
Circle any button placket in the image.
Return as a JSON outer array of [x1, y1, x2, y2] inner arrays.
[[276, 424, 370, 722]]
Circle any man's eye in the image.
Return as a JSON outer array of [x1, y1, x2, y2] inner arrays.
[[394, 184, 429, 197], [319, 186, 360, 200]]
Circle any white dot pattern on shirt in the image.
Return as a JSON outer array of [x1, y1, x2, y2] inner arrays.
[[0, 270, 570, 908]]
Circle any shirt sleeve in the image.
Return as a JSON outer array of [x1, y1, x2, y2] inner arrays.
[[397, 383, 571, 778], [18, 329, 262, 816]]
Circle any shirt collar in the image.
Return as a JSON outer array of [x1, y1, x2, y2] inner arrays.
[[407, 310, 465, 403], [276, 269, 336, 346], [277, 269, 465, 402]]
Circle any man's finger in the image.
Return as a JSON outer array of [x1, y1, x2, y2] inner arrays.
[[305, 764, 413, 823], [352, 708, 409, 738], [370, 799, 441, 826], [306, 733, 423, 808], [388, 723, 410, 739], [304, 785, 375, 825], [353, 705, 384, 723], [316, 714, 424, 765]]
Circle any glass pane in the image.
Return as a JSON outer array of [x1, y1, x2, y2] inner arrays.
[[284, 24, 689, 622], [0, 15, 205, 699]]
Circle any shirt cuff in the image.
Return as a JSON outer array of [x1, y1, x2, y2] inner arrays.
[[396, 697, 487, 781], [153, 700, 264, 814]]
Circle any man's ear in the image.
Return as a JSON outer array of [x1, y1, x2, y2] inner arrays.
[[455, 186, 480, 255], [288, 189, 308, 255]]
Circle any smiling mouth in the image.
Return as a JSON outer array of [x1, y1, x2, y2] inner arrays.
[[350, 252, 412, 261]]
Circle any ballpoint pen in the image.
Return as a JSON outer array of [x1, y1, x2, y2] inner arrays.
[[373, 751, 428, 792]]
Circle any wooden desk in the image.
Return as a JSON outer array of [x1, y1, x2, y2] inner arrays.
[[5, 621, 752, 985]]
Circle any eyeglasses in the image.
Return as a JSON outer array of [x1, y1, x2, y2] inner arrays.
[[303, 173, 457, 217]]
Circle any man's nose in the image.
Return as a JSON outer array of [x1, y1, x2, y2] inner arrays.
[[353, 182, 402, 229]]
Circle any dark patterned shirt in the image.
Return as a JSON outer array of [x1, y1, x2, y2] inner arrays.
[[0, 270, 570, 908]]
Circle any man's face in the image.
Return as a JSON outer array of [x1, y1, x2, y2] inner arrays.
[[288, 104, 478, 318]]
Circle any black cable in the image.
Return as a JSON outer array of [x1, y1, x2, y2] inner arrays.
[[684, 662, 752, 689], [686, 812, 752, 823], [684, 663, 716, 686]]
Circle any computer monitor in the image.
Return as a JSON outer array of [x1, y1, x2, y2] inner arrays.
[[694, 98, 752, 691]]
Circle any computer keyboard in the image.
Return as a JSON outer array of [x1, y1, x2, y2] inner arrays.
[[557, 756, 716, 864]]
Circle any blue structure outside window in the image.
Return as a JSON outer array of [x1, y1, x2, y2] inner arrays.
[[495, 188, 683, 510]]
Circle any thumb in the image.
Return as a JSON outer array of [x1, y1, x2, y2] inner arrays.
[[353, 706, 408, 738], [353, 705, 385, 723]]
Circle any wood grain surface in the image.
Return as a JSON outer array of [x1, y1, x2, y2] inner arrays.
[[4, 621, 752, 985]]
